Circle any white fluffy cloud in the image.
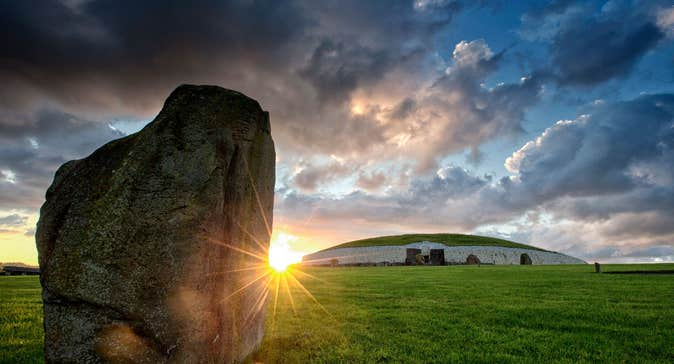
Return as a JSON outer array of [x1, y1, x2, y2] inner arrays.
[[451, 39, 494, 68], [657, 6, 674, 37]]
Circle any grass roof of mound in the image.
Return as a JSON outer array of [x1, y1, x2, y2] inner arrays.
[[321, 233, 548, 252]]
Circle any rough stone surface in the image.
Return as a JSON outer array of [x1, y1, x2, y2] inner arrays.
[[36, 85, 275, 363], [303, 242, 586, 266]]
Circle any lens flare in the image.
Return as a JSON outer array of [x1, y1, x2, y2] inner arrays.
[[206, 153, 336, 344], [268, 232, 303, 273]]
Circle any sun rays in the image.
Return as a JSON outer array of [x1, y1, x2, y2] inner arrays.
[[202, 153, 336, 337], [206, 235, 331, 342], [205, 221, 327, 330]]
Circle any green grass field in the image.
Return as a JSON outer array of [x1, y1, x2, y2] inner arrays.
[[2, 264, 674, 363], [323, 233, 548, 252], [0, 276, 42, 364]]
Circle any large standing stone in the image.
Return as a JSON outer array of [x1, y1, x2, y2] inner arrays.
[[36, 85, 275, 363]]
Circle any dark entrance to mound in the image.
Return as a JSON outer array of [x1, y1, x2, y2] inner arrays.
[[520, 253, 532, 265], [406, 248, 421, 265], [466, 254, 480, 265], [430, 249, 445, 265]]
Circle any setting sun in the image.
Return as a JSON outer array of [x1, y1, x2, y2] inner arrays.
[[268, 231, 303, 273]]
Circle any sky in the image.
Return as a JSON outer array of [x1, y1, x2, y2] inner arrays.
[[1, 0, 674, 265]]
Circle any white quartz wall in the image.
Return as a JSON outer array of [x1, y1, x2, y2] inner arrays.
[[302, 241, 585, 265]]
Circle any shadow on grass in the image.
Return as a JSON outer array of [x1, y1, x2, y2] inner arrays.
[[604, 270, 674, 275]]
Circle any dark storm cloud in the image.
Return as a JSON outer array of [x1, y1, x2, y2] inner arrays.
[[304, 0, 461, 45], [296, 0, 461, 104], [551, 21, 663, 86], [521, 0, 669, 86], [0, 109, 123, 209], [300, 40, 394, 104], [0, 0, 463, 116], [0, 0, 310, 114]]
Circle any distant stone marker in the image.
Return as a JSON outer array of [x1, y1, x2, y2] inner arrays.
[[36, 85, 275, 363]]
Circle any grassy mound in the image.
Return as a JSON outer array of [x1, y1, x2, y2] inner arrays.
[[322, 233, 548, 252]]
